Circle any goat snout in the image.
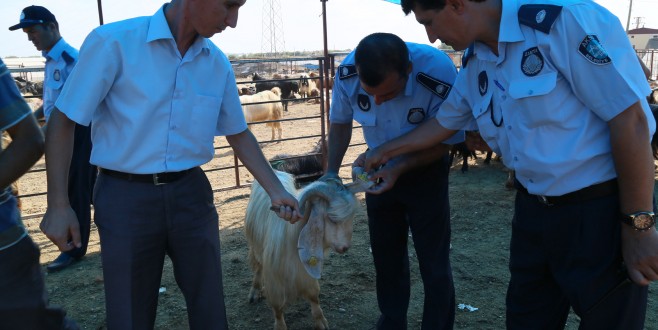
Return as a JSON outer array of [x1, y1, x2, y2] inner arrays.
[[334, 244, 350, 254]]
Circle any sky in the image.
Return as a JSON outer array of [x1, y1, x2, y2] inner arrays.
[[1, 0, 657, 58]]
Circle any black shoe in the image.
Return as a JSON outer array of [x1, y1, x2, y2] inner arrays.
[[47, 253, 77, 273]]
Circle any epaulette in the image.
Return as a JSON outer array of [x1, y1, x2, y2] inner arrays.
[[416, 72, 451, 99], [518, 4, 562, 34], [461, 43, 474, 69], [338, 64, 357, 80], [62, 51, 75, 65]]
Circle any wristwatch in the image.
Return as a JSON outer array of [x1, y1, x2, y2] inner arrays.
[[621, 211, 656, 231]]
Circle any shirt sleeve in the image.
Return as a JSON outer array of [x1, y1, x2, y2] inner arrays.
[[215, 65, 248, 136], [329, 75, 355, 124], [0, 62, 32, 131], [547, 3, 651, 122], [55, 29, 120, 125]]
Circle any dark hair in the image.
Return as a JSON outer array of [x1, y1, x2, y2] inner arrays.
[[401, 0, 446, 14], [354, 33, 409, 87], [401, 0, 485, 15]]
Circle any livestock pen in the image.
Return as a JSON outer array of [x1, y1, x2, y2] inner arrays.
[[8, 52, 658, 330]]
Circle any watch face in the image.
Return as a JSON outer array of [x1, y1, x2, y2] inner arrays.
[[634, 214, 655, 230]]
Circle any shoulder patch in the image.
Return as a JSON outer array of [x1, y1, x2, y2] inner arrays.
[[518, 4, 562, 34], [416, 72, 451, 99], [62, 51, 75, 65], [338, 65, 357, 80], [462, 43, 475, 69], [578, 35, 611, 65]]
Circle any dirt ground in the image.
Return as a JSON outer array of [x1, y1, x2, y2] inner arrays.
[[17, 99, 658, 330]]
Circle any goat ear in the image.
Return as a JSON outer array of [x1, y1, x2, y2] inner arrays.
[[298, 202, 325, 279]]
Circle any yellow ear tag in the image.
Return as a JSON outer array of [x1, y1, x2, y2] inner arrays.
[[308, 256, 318, 266]]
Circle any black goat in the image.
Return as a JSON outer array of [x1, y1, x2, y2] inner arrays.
[[252, 73, 300, 112], [269, 138, 324, 188]]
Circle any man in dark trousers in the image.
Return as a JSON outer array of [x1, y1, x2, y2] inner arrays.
[[9, 5, 96, 272], [0, 58, 78, 329], [39, 0, 301, 329], [366, 0, 658, 329], [323, 33, 462, 329]]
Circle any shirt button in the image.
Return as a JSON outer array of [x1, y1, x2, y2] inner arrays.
[[507, 125, 512, 130], [171, 125, 177, 130], [513, 156, 518, 161], [502, 95, 507, 100], [528, 90, 534, 95], [529, 179, 534, 183]]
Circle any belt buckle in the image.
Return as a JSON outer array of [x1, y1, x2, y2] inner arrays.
[[537, 195, 553, 206], [153, 174, 165, 186]]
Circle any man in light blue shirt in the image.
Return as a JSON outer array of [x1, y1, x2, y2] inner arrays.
[[366, 0, 658, 328], [325, 33, 461, 330], [10, 5, 97, 273], [40, 0, 301, 329]]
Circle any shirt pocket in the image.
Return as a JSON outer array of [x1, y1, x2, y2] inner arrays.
[[508, 72, 561, 126], [352, 107, 376, 127], [190, 95, 222, 144]]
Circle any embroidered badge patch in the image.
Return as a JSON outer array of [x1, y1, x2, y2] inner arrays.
[[416, 72, 451, 99], [578, 35, 611, 65], [357, 94, 371, 111], [339, 65, 358, 80], [521, 47, 544, 76], [407, 108, 426, 124], [53, 69, 61, 81], [478, 71, 488, 96], [535, 9, 546, 23]]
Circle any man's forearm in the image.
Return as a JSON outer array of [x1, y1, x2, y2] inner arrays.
[[0, 114, 44, 188], [382, 118, 456, 161], [387, 143, 451, 174], [609, 101, 654, 214], [226, 129, 283, 195], [45, 109, 76, 207], [326, 123, 353, 174]]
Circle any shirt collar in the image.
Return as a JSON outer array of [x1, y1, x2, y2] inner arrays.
[[43, 38, 66, 60], [146, 4, 210, 56], [498, 0, 525, 43]]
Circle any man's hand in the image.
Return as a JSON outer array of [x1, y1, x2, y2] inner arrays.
[[364, 147, 389, 173], [621, 226, 658, 285], [269, 191, 303, 224], [40, 206, 81, 252]]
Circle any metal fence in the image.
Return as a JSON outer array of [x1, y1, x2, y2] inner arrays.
[[9, 49, 658, 219]]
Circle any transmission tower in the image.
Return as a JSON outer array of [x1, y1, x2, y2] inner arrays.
[[261, 0, 286, 58]]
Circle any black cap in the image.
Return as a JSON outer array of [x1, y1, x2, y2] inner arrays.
[[8, 6, 57, 31]]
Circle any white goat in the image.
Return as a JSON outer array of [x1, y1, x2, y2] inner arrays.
[[240, 89, 283, 140], [245, 170, 366, 330]]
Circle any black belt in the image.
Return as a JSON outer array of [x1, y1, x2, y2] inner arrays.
[[515, 179, 618, 206], [99, 168, 192, 185]]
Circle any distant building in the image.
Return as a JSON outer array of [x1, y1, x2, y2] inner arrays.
[[627, 27, 658, 50]]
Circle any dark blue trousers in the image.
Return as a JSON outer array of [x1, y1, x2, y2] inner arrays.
[[506, 190, 649, 330], [0, 196, 74, 329], [93, 167, 227, 330], [65, 123, 96, 259], [366, 155, 455, 330]]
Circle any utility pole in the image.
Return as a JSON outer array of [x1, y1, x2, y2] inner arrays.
[[626, 0, 633, 32], [633, 17, 645, 29]]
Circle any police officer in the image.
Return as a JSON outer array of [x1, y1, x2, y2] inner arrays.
[[322, 32, 462, 330], [366, 0, 658, 329], [9, 5, 97, 272]]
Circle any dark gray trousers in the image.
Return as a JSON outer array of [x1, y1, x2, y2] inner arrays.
[[94, 167, 227, 330]]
